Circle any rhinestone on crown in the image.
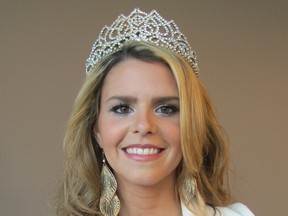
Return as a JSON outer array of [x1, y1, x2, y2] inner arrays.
[[86, 8, 199, 76]]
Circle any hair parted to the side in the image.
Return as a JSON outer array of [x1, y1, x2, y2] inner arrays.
[[55, 41, 232, 216]]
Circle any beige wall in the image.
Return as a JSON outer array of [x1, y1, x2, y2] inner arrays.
[[1, 0, 287, 215]]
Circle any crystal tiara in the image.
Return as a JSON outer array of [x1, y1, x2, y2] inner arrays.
[[85, 8, 199, 76]]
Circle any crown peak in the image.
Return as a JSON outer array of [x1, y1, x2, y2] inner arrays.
[[86, 8, 199, 76]]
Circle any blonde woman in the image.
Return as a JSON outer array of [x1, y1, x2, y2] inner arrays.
[[55, 9, 254, 216]]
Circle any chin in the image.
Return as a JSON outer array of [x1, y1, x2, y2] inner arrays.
[[116, 171, 177, 188]]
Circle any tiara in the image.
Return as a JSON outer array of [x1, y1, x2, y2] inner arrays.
[[86, 8, 199, 76]]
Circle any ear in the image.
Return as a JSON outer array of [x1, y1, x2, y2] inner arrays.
[[93, 122, 103, 149]]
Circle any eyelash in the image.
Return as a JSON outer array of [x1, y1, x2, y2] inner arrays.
[[110, 103, 133, 115], [155, 104, 179, 116], [109, 104, 179, 116]]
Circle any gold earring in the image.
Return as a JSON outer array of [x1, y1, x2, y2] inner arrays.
[[182, 176, 197, 204], [99, 153, 120, 216]]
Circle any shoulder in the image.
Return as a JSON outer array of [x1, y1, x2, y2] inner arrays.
[[181, 202, 254, 216], [214, 203, 255, 216]]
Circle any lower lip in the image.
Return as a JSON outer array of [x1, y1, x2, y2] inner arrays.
[[123, 150, 164, 162]]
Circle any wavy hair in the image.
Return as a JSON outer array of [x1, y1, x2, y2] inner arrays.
[[55, 41, 232, 215]]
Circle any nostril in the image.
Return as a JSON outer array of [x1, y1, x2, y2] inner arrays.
[[129, 112, 158, 135]]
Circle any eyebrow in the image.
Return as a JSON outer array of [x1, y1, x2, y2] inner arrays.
[[105, 96, 179, 104]]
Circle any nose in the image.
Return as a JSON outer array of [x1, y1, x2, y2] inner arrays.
[[131, 109, 157, 135]]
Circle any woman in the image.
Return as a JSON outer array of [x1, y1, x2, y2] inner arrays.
[[55, 9, 254, 216]]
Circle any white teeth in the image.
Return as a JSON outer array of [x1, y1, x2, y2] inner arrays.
[[144, 148, 149, 154], [125, 148, 161, 155], [126, 148, 133, 154], [137, 148, 142, 154]]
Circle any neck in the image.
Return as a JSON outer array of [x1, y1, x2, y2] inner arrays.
[[116, 173, 182, 216]]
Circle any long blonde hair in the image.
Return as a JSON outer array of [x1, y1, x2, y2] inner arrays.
[[55, 41, 232, 215]]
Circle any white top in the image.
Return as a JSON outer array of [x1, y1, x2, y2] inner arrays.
[[181, 202, 254, 216]]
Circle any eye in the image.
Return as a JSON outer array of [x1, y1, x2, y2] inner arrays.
[[110, 104, 133, 115], [155, 104, 179, 116]]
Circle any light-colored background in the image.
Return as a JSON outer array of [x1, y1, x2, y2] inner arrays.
[[0, 0, 287, 215]]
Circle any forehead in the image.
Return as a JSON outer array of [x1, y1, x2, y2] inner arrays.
[[101, 59, 178, 97]]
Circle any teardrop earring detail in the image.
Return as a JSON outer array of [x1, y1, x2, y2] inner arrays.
[[99, 152, 120, 216], [182, 176, 197, 204]]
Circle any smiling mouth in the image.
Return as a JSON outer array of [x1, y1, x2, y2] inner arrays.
[[124, 147, 163, 155]]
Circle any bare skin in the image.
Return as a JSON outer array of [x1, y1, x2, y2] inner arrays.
[[117, 169, 182, 216]]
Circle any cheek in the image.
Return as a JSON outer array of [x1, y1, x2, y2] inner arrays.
[[171, 124, 182, 158], [173, 129, 181, 153], [170, 125, 182, 162], [97, 117, 129, 149], [169, 119, 181, 142], [161, 120, 181, 149]]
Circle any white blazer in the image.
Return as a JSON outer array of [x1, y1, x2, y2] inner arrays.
[[181, 202, 254, 216]]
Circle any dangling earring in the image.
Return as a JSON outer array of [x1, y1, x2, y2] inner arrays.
[[182, 176, 206, 214], [99, 152, 120, 216], [182, 176, 197, 204]]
